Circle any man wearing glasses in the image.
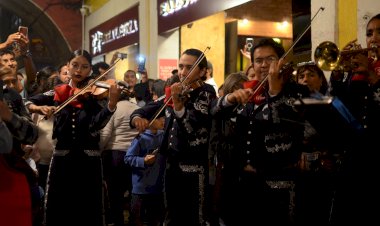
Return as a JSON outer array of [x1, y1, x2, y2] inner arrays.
[[211, 38, 309, 225]]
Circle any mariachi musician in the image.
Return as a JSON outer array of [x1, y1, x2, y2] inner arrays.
[[326, 14, 380, 225], [210, 38, 309, 225], [26, 49, 122, 226], [130, 48, 216, 226]]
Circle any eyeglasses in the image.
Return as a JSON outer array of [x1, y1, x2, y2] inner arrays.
[[254, 56, 278, 65]]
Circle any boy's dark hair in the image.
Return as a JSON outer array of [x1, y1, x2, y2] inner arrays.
[[296, 62, 328, 94], [57, 63, 67, 73], [152, 79, 166, 98], [165, 73, 180, 87], [92, 61, 110, 76], [171, 69, 178, 75]]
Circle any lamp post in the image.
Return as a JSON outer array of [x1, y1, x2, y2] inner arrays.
[[80, 5, 90, 51]]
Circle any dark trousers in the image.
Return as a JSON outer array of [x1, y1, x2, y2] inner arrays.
[[102, 150, 132, 226], [130, 193, 165, 226], [164, 164, 208, 226]]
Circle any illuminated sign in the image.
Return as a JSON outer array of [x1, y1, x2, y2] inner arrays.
[[159, 0, 198, 16], [157, 0, 251, 34], [89, 5, 139, 56], [91, 20, 138, 55]]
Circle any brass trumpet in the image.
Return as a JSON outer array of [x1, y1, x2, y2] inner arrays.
[[314, 41, 378, 71]]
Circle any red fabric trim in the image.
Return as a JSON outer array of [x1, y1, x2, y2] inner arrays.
[[54, 84, 83, 109], [164, 86, 174, 107], [351, 74, 368, 81]]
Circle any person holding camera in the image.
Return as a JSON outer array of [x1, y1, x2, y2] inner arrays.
[[0, 29, 38, 98]]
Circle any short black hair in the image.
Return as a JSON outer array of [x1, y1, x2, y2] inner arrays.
[[250, 38, 285, 63], [0, 49, 15, 58], [182, 48, 208, 70]]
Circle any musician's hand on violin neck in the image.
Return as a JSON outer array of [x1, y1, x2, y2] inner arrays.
[[170, 82, 185, 111], [268, 58, 286, 96], [170, 82, 182, 98], [107, 82, 123, 111]]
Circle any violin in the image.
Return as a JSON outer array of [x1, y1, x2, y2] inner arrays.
[[162, 78, 204, 107], [53, 58, 122, 115], [91, 79, 132, 99], [55, 78, 131, 105], [243, 79, 266, 105], [179, 78, 205, 100], [243, 62, 294, 105]]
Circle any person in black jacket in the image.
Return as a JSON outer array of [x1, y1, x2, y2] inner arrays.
[[211, 38, 309, 225], [131, 48, 216, 226], [26, 49, 122, 226], [327, 13, 380, 225]]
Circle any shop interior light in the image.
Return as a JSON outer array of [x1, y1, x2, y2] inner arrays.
[[272, 38, 281, 44], [277, 20, 289, 31]]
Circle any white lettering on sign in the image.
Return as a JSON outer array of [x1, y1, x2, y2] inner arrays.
[[91, 19, 139, 55], [92, 31, 103, 55], [160, 0, 198, 16]]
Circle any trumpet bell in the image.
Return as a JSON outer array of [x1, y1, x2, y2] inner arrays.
[[314, 41, 340, 71]]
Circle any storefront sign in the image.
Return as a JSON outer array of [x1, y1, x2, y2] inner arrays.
[[157, 0, 250, 33], [90, 5, 139, 56], [159, 59, 178, 80], [160, 0, 198, 17]]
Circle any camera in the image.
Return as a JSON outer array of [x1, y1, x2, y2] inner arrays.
[[245, 37, 254, 52], [13, 26, 28, 51], [19, 26, 28, 36], [137, 56, 146, 73], [117, 53, 128, 60]]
